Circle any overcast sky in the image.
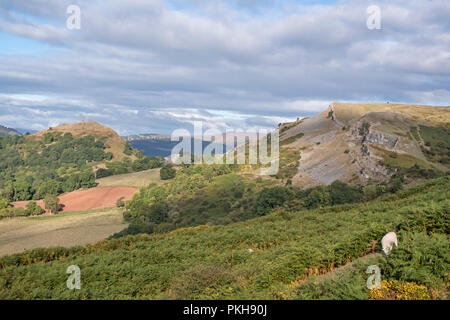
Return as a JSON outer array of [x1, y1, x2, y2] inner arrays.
[[0, 0, 449, 135]]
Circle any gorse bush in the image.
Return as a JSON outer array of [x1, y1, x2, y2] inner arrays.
[[369, 280, 431, 300]]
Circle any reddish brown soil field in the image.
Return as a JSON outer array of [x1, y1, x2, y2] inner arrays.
[[13, 187, 138, 213]]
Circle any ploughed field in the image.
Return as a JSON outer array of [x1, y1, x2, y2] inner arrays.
[[13, 186, 138, 213]]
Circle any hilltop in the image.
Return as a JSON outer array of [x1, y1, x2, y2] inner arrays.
[[0, 125, 21, 137], [277, 103, 449, 188], [31, 121, 134, 161]]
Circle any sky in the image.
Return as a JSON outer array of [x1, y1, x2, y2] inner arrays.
[[0, 0, 449, 135]]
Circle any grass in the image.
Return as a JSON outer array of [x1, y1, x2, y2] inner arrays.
[[0, 176, 447, 299], [275, 147, 301, 179], [96, 168, 162, 188], [419, 125, 450, 166], [280, 133, 304, 146], [0, 208, 127, 257], [372, 145, 432, 169]]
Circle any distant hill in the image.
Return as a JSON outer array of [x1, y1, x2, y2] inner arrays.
[[126, 134, 226, 157], [0, 125, 22, 137], [274, 102, 449, 187], [13, 128, 38, 135], [126, 133, 255, 157]]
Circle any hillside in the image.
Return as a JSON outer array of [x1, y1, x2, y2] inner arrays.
[[0, 176, 448, 299], [277, 103, 449, 188], [0, 120, 164, 207], [31, 121, 134, 161], [0, 125, 21, 137], [0, 104, 448, 300]]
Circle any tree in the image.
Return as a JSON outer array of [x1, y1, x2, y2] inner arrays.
[[79, 171, 97, 188], [44, 196, 61, 214], [146, 201, 169, 224], [13, 180, 34, 201], [329, 180, 361, 205], [123, 142, 134, 155], [391, 178, 403, 192], [160, 164, 176, 180], [256, 186, 293, 215], [116, 197, 125, 208], [0, 198, 11, 210], [96, 168, 113, 179], [36, 180, 61, 199], [304, 186, 331, 209], [25, 201, 45, 216]]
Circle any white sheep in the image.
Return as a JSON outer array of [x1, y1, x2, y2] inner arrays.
[[381, 232, 398, 255]]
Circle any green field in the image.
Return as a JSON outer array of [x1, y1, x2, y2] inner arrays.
[[0, 208, 128, 257], [0, 176, 447, 299], [96, 168, 162, 188]]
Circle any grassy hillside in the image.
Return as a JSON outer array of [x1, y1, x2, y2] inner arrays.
[[0, 176, 447, 299]]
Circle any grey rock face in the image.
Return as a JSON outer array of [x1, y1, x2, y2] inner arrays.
[[366, 130, 398, 148]]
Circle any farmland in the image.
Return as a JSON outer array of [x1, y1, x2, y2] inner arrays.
[[0, 208, 127, 257], [96, 168, 162, 188]]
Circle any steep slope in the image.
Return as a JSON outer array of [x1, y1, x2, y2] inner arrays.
[[30, 121, 134, 160], [279, 103, 449, 187], [0, 125, 22, 137]]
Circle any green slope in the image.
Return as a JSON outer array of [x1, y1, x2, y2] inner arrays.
[[0, 176, 448, 299]]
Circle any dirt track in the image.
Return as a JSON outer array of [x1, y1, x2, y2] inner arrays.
[[13, 186, 138, 213]]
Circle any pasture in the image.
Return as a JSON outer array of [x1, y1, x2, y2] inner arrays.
[[0, 208, 127, 256]]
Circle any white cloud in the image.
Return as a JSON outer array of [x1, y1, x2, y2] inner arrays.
[[0, 0, 448, 134]]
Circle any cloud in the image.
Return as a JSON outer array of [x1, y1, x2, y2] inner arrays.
[[0, 0, 448, 134]]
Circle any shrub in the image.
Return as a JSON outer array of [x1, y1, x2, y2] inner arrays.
[[116, 197, 125, 208], [44, 196, 61, 214], [255, 186, 293, 215], [369, 280, 430, 300], [170, 265, 234, 299], [25, 201, 45, 216], [382, 232, 449, 288], [96, 168, 113, 179], [160, 164, 176, 180]]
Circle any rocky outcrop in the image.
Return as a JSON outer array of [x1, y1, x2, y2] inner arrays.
[[365, 130, 398, 148]]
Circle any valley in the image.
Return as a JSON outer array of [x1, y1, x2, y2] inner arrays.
[[0, 102, 448, 300]]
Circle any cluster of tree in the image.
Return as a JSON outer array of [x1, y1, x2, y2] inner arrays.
[[0, 131, 165, 202], [0, 171, 97, 202], [113, 163, 371, 238], [113, 159, 427, 240], [0, 198, 45, 219], [0, 133, 113, 201]]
